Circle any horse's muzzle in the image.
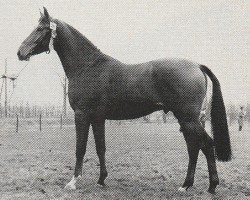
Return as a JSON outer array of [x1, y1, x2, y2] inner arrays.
[[17, 48, 31, 61]]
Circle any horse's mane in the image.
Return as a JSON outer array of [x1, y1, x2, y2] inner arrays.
[[55, 19, 102, 54]]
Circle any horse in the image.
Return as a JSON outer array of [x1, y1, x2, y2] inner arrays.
[[17, 7, 231, 194]]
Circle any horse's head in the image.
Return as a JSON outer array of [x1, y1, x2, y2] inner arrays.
[[17, 7, 54, 61]]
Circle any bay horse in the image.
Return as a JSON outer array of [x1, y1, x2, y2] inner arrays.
[[17, 8, 231, 194]]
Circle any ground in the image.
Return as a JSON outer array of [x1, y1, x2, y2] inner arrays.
[[0, 119, 249, 199]]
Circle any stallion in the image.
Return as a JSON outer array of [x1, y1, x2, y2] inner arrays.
[[17, 8, 231, 193]]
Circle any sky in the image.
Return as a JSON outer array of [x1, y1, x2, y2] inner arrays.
[[0, 0, 249, 108]]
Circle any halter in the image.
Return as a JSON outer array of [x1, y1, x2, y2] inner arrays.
[[47, 21, 57, 54]]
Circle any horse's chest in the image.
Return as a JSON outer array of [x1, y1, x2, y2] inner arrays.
[[68, 77, 105, 109]]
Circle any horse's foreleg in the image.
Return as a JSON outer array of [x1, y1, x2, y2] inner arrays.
[[178, 122, 200, 192], [200, 133, 219, 194], [65, 111, 90, 190], [92, 118, 107, 186]]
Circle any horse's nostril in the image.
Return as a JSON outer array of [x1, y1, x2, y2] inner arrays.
[[17, 50, 24, 60]]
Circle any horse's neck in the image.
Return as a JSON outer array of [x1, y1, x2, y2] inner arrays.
[[53, 20, 109, 78]]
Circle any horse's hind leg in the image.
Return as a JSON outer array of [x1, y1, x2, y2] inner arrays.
[[177, 119, 219, 193], [178, 121, 200, 191], [200, 132, 219, 193]]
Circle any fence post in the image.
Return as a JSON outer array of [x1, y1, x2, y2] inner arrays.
[[39, 114, 42, 132], [16, 114, 19, 133], [60, 114, 62, 129]]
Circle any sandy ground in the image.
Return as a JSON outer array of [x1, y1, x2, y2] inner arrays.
[[0, 120, 249, 199]]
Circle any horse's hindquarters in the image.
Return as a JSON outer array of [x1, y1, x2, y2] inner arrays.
[[152, 59, 207, 115]]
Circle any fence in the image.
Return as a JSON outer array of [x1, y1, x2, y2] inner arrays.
[[0, 106, 249, 133], [0, 104, 74, 119], [0, 111, 178, 133]]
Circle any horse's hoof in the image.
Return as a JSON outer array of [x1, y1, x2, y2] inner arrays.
[[97, 178, 106, 187], [97, 180, 106, 188], [97, 183, 105, 188], [178, 187, 187, 192], [64, 183, 76, 190], [64, 176, 80, 190], [208, 183, 217, 194], [208, 187, 216, 194]]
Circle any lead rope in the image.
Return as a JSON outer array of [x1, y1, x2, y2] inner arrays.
[[0, 79, 3, 101]]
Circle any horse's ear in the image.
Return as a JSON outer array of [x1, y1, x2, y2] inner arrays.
[[39, 8, 44, 17], [43, 7, 50, 20]]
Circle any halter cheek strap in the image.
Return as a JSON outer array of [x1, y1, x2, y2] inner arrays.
[[48, 22, 57, 53], [50, 22, 57, 38]]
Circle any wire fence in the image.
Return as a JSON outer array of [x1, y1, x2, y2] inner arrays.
[[0, 103, 249, 133], [0, 110, 177, 133]]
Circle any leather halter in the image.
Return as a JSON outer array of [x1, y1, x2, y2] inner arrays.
[[47, 22, 57, 54]]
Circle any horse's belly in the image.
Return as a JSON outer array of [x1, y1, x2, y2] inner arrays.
[[106, 101, 162, 120]]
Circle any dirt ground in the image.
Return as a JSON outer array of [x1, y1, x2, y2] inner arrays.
[[0, 120, 249, 199]]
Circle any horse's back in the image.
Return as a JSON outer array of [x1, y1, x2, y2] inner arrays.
[[106, 60, 161, 105], [107, 58, 206, 107]]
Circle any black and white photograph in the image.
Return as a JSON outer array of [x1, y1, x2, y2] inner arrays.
[[0, 0, 249, 199]]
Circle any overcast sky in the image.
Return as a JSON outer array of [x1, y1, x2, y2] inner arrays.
[[0, 0, 249, 108]]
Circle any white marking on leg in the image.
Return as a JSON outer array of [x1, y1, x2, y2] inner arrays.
[[64, 176, 81, 190], [97, 183, 105, 188], [178, 187, 187, 192]]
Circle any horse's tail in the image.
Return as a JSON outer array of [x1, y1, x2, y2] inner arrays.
[[200, 65, 232, 161]]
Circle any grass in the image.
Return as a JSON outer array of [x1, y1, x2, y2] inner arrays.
[[0, 120, 249, 199]]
